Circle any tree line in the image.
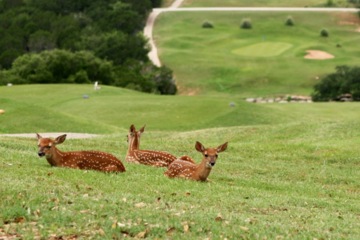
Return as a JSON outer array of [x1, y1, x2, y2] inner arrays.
[[0, 0, 177, 94]]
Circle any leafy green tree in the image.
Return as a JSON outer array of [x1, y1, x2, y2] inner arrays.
[[312, 65, 360, 101], [28, 30, 55, 52], [0, 0, 176, 95], [5, 49, 115, 84]]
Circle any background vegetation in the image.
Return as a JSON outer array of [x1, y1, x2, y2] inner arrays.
[[0, 0, 177, 94]]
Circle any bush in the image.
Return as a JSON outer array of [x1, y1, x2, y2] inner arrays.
[[202, 21, 214, 28], [285, 16, 294, 26], [326, 0, 335, 6], [311, 65, 360, 101], [240, 19, 252, 29], [320, 28, 329, 37]]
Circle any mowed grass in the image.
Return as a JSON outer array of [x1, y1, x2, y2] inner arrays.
[[1, 85, 360, 239], [181, 0, 357, 7], [154, 11, 360, 96]]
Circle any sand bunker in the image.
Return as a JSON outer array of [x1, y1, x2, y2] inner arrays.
[[304, 50, 334, 60]]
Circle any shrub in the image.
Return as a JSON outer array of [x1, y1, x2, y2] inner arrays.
[[202, 21, 214, 28], [326, 0, 335, 6], [240, 19, 252, 29], [311, 65, 360, 101], [320, 28, 329, 37], [285, 16, 294, 26]]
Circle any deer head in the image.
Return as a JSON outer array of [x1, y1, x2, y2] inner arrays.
[[37, 133, 66, 158], [195, 141, 228, 168]]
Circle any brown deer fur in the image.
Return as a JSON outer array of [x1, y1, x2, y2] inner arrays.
[[165, 141, 228, 181], [36, 133, 125, 173], [125, 124, 179, 167]]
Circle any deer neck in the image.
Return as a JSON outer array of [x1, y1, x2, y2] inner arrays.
[[194, 159, 212, 181], [126, 134, 140, 158], [45, 147, 64, 166]]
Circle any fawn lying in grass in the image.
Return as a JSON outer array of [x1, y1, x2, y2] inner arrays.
[[165, 141, 228, 181], [37, 133, 125, 173], [125, 124, 179, 167]]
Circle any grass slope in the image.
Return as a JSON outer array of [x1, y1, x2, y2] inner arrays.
[[0, 84, 290, 133], [154, 11, 360, 96], [1, 85, 360, 239], [1, 121, 360, 239]]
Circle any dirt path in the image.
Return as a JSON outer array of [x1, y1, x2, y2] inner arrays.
[[145, 0, 185, 67]]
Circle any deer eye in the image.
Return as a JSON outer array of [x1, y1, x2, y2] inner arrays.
[[45, 146, 51, 149], [204, 154, 208, 157], [215, 154, 218, 158]]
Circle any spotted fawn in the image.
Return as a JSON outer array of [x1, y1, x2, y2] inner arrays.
[[165, 141, 228, 181], [36, 133, 125, 173], [125, 124, 178, 167]]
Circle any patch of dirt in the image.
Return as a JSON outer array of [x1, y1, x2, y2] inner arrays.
[[304, 50, 334, 60]]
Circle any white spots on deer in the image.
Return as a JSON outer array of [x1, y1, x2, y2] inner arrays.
[[36, 133, 125, 173], [125, 124, 177, 167], [165, 141, 228, 181]]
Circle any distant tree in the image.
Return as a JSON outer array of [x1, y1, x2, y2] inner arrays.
[[150, 0, 163, 8], [285, 16, 294, 26], [79, 31, 149, 65], [241, 18, 252, 29], [202, 21, 214, 28], [28, 30, 55, 52], [0, 0, 175, 95], [152, 66, 177, 95], [326, 0, 335, 6], [4, 49, 115, 84], [320, 28, 329, 37], [312, 65, 360, 101]]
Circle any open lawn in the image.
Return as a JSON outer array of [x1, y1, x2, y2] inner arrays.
[[154, 11, 360, 96], [1, 85, 360, 239], [182, 0, 358, 7], [1, 2, 360, 239]]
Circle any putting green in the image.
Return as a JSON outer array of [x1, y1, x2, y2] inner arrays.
[[232, 42, 293, 57]]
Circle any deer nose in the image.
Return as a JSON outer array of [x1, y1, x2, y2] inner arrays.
[[38, 152, 45, 157], [210, 162, 216, 166]]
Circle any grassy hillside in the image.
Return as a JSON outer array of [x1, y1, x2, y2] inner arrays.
[[0, 84, 279, 133], [2, 84, 360, 134], [182, 0, 358, 7], [1, 111, 360, 239], [154, 11, 360, 96]]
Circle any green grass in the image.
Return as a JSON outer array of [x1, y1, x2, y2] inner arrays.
[[154, 11, 360, 96], [1, 85, 360, 239], [182, 0, 357, 7], [1, 4, 360, 239]]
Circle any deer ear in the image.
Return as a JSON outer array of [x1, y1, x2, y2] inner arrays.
[[55, 134, 67, 144], [217, 142, 228, 153], [195, 141, 205, 152], [130, 124, 135, 132], [139, 125, 146, 133], [36, 133, 42, 140]]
